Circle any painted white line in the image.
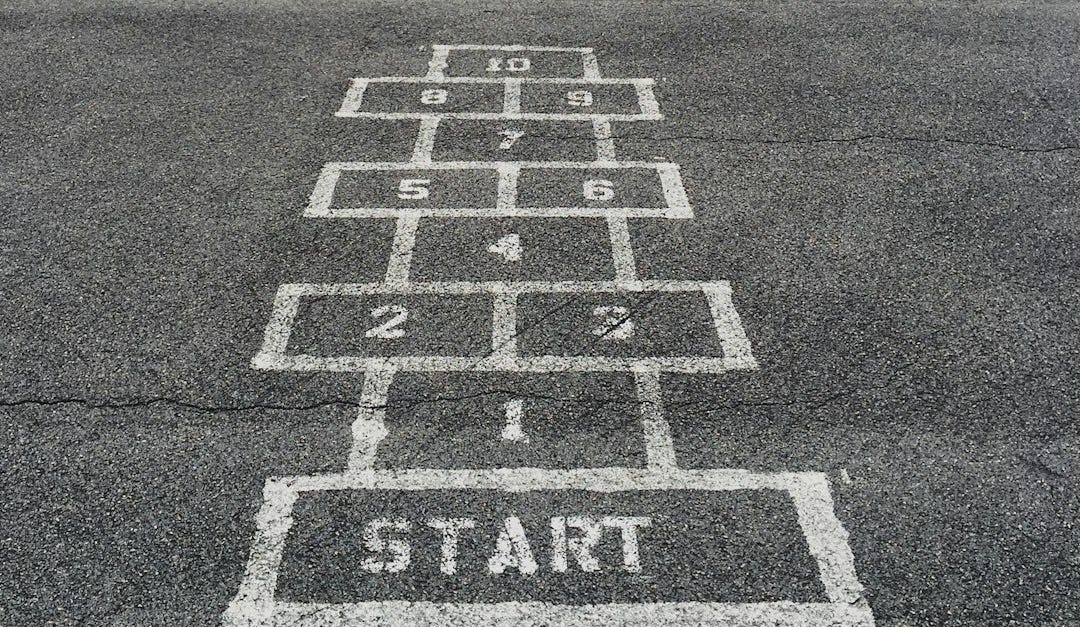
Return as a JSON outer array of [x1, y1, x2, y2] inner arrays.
[[496, 164, 520, 211], [657, 163, 693, 217], [581, 49, 602, 80], [253, 355, 749, 375], [500, 399, 529, 442], [488, 233, 523, 262], [336, 112, 663, 121], [335, 78, 369, 117], [309, 206, 690, 219], [434, 44, 595, 53], [347, 368, 395, 471], [315, 160, 675, 170], [261, 279, 735, 296], [265, 600, 875, 626], [788, 473, 870, 608], [384, 212, 421, 287], [425, 47, 449, 80], [222, 477, 298, 627], [224, 469, 873, 626], [345, 76, 652, 86], [605, 216, 637, 284], [250, 286, 302, 370], [490, 291, 518, 369], [635, 80, 661, 117], [591, 117, 616, 163], [704, 283, 759, 370], [304, 163, 344, 218], [411, 117, 439, 164], [635, 370, 676, 469], [503, 78, 522, 115]]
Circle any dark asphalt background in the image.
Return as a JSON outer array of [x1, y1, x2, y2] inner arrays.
[[2, 1, 1078, 625]]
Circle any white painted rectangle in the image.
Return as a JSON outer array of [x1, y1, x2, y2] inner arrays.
[[305, 162, 692, 219], [223, 469, 874, 627]]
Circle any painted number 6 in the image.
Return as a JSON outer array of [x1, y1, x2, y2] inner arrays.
[[420, 88, 448, 104], [583, 179, 614, 201], [365, 305, 408, 339]]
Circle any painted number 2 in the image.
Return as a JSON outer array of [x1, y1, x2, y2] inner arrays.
[[365, 305, 408, 339], [592, 305, 634, 340]]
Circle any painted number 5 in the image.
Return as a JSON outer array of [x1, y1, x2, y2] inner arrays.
[[365, 305, 408, 339], [397, 179, 430, 200], [583, 179, 614, 201], [592, 305, 634, 340]]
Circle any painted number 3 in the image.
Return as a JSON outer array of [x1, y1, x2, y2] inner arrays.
[[592, 305, 634, 340], [365, 305, 408, 339]]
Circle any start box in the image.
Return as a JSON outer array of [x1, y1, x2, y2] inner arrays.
[[224, 469, 874, 626]]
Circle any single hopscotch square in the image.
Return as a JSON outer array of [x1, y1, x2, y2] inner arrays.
[[222, 469, 874, 626], [407, 218, 616, 282], [430, 119, 598, 162], [374, 371, 649, 469]]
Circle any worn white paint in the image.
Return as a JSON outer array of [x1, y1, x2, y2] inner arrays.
[[592, 117, 616, 163], [384, 212, 420, 287], [488, 233, 523, 262], [635, 370, 677, 469], [606, 215, 637, 283], [230, 42, 874, 627], [335, 78, 369, 117], [500, 399, 528, 442], [222, 468, 874, 627], [411, 117, 439, 163], [347, 367, 395, 470], [303, 161, 692, 220]]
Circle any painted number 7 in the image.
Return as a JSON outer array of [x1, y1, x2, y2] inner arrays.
[[498, 129, 525, 150]]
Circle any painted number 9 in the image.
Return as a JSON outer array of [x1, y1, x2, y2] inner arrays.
[[566, 90, 593, 107], [583, 179, 614, 201], [420, 88, 448, 104]]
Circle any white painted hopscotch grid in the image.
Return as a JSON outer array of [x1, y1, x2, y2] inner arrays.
[[225, 44, 875, 627]]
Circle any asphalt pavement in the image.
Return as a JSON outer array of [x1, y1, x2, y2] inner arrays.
[[1, 1, 1078, 625]]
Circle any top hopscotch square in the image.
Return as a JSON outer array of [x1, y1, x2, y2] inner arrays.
[[335, 45, 662, 121], [428, 45, 602, 80]]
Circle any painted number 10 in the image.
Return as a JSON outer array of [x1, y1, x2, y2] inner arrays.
[[486, 57, 531, 72]]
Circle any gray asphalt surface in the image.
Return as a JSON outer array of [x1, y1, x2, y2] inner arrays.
[[2, 1, 1078, 625]]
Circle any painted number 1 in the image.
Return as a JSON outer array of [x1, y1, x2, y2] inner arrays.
[[420, 88, 448, 105]]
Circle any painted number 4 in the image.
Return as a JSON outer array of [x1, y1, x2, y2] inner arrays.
[[592, 305, 633, 340], [365, 305, 408, 339]]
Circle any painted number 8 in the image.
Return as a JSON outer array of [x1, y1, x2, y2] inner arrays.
[[566, 90, 593, 107], [583, 179, 614, 201], [486, 57, 532, 72], [420, 88, 448, 104]]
